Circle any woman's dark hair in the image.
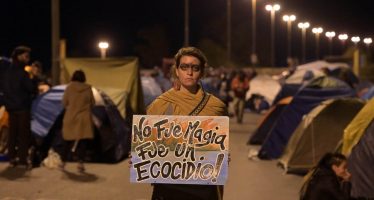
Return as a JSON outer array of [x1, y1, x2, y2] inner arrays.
[[11, 46, 31, 60], [317, 152, 347, 170], [71, 70, 86, 83]]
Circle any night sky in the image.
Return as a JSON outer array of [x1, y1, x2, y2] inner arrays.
[[1, 0, 374, 72]]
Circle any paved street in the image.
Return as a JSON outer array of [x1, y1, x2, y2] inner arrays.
[[0, 112, 303, 200]]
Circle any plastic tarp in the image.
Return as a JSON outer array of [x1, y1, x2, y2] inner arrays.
[[246, 74, 281, 105], [259, 77, 355, 159], [348, 120, 374, 199], [61, 57, 145, 118], [279, 99, 364, 174], [342, 98, 374, 155]]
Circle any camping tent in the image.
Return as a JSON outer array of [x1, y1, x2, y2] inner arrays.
[[348, 120, 374, 199], [61, 57, 145, 118], [31, 85, 131, 163], [342, 98, 374, 155], [245, 74, 281, 105], [279, 99, 364, 174], [259, 76, 355, 159], [141, 76, 163, 107], [248, 97, 292, 145]]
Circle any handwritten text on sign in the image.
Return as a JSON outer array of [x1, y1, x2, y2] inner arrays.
[[130, 115, 229, 185]]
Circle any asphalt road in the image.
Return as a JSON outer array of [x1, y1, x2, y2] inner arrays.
[[0, 112, 302, 200]]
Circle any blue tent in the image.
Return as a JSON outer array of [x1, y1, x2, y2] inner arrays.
[[272, 84, 301, 106], [258, 77, 355, 159], [31, 85, 131, 163]]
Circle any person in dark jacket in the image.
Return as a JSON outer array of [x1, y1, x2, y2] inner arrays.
[[3, 46, 37, 168], [301, 153, 353, 200]]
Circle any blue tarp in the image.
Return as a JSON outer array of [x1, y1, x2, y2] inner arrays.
[[259, 77, 355, 159]]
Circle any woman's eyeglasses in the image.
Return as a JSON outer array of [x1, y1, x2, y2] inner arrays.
[[179, 64, 201, 72]]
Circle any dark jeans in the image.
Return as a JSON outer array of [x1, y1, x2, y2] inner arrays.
[[7, 110, 31, 164], [59, 139, 88, 162]]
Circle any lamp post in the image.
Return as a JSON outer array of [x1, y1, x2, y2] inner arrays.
[[325, 31, 336, 55], [338, 33, 348, 53], [283, 14, 296, 62], [298, 22, 310, 63], [227, 0, 231, 61], [364, 37, 372, 48], [98, 42, 109, 59], [265, 4, 280, 67], [351, 36, 361, 48], [184, 0, 190, 47], [251, 0, 258, 65], [312, 27, 323, 59]]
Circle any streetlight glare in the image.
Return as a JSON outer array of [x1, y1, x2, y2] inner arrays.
[[312, 27, 323, 34], [265, 5, 272, 11], [265, 4, 280, 11], [298, 22, 310, 29], [338, 34, 348, 40], [283, 15, 289, 21], [98, 42, 109, 49], [351, 36, 360, 43], [283, 14, 296, 22], [325, 31, 336, 38], [274, 4, 280, 11], [364, 37, 372, 44]]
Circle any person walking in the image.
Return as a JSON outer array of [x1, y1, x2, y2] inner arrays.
[[3, 46, 37, 169], [147, 47, 227, 200], [231, 70, 249, 123], [61, 70, 95, 172]]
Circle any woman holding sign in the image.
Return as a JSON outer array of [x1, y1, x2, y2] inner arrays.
[[147, 47, 227, 200]]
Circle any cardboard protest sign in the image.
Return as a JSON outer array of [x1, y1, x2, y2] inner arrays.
[[130, 115, 229, 185]]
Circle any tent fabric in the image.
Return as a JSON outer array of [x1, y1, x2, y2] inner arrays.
[[348, 120, 374, 199], [31, 85, 130, 162], [272, 84, 301, 106], [248, 97, 292, 145], [259, 77, 355, 159], [141, 76, 163, 107], [296, 60, 349, 71], [32, 85, 67, 137], [361, 85, 374, 100], [285, 69, 325, 85], [279, 99, 364, 174], [61, 57, 145, 118], [245, 74, 281, 105], [342, 98, 374, 155]]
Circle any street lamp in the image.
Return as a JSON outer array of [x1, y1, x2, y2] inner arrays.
[[325, 31, 336, 55], [312, 27, 323, 59], [364, 37, 372, 57], [298, 22, 310, 63], [364, 37, 372, 47], [184, 0, 190, 47], [338, 33, 348, 52], [98, 41, 109, 59], [265, 3, 281, 66], [351, 36, 361, 48], [251, 0, 258, 65], [283, 14, 296, 61]]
